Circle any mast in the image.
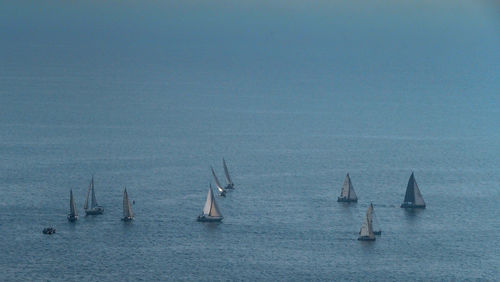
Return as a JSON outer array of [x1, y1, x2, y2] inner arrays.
[[223, 158, 233, 185], [90, 176, 98, 208], [84, 179, 91, 210], [211, 166, 225, 192]]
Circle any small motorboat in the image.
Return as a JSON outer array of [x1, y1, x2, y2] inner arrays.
[[42, 227, 56, 235]]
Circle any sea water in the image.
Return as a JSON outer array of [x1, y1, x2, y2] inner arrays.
[[1, 1, 499, 280]]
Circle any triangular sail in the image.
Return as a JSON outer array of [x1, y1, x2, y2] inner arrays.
[[211, 166, 225, 193], [404, 172, 425, 206], [340, 173, 357, 200], [123, 188, 133, 218], [84, 180, 91, 210], [359, 204, 375, 238], [403, 173, 416, 203], [70, 189, 77, 216], [90, 176, 98, 208], [203, 185, 213, 215], [209, 188, 222, 217], [222, 158, 233, 185], [412, 176, 425, 206], [348, 176, 357, 200]]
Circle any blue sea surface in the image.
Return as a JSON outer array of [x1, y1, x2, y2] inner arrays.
[[1, 1, 500, 280]]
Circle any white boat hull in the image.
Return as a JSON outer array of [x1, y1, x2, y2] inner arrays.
[[85, 206, 104, 215]]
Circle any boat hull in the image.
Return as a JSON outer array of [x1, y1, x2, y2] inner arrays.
[[67, 215, 78, 222], [85, 207, 104, 215], [121, 216, 133, 221], [337, 197, 357, 203], [358, 236, 375, 241], [197, 215, 223, 222], [42, 227, 56, 235], [224, 184, 234, 190], [400, 203, 426, 209]]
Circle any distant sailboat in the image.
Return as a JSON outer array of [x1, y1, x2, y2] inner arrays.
[[358, 204, 376, 241], [122, 188, 134, 221], [67, 189, 78, 222], [197, 184, 224, 222], [337, 173, 358, 202], [401, 172, 426, 208], [222, 158, 234, 190], [211, 166, 226, 197], [84, 176, 104, 215]]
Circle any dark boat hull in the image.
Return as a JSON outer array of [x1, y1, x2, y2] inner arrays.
[[42, 228, 56, 234], [67, 215, 78, 222], [224, 184, 234, 190], [337, 197, 357, 203], [400, 203, 426, 209], [358, 236, 375, 241], [121, 217, 133, 221], [197, 215, 223, 222], [85, 207, 104, 215]]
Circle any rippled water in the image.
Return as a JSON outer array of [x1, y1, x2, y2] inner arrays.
[[1, 1, 500, 280]]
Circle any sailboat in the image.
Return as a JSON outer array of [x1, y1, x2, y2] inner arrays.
[[358, 204, 376, 241], [211, 166, 226, 197], [122, 188, 134, 221], [197, 184, 224, 222], [67, 189, 78, 222], [84, 176, 104, 215], [371, 203, 382, 235], [401, 172, 426, 208], [337, 173, 358, 202], [222, 158, 235, 190]]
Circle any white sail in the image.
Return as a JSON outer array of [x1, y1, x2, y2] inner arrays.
[[413, 179, 426, 206], [83, 180, 91, 210], [359, 204, 375, 238], [223, 158, 233, 185], [209, 188, 222, 217], [90, 176, 98, 208], [70, 189, 77, 216], [123, 188, 134, 218], [348, 177, 357, 200], [340, 173, 357, 200], [211, 167, 225, 192], [340, 174, 350, 197], [203, 185, 213, 215]]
